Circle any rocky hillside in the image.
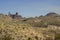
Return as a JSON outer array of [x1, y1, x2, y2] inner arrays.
[[0, 12, 60, 40]]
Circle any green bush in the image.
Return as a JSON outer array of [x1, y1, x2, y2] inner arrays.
[[55, 34, 60, 40]]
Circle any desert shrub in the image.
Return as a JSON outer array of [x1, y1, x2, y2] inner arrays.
[[39, 17, 60, 27], [3, 34, 13, 40], [25, 20, 48, 27], [55, 34, 60, 40], [0, 30, 13, 40], [24, 16, 60, 27], [46, 37, 53, 40], [27, 37, 33, 40], [35, 36, 38, 40]]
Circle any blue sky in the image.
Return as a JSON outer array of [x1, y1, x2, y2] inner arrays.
[[0, 0, 60, 17]]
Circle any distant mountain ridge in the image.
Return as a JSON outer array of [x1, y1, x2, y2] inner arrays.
[[0, 12, 60, 19]]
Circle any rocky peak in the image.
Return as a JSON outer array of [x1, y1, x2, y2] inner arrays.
[[46, 12, 59, 17], [8, 12, 23, 19]]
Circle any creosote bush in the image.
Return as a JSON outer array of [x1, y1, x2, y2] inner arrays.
[[28, 37, 33, 40]]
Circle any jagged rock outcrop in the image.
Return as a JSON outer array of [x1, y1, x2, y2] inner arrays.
[[8, 12, 23, 19]]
